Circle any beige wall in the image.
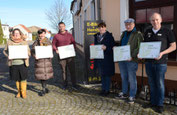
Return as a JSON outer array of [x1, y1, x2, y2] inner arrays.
[[101, 0, 120, 41]]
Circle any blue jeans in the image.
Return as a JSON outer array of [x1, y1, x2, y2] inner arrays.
[[97, 61, 111, 92], [145, 62, 167, 106], [118, 61, 138, 98]]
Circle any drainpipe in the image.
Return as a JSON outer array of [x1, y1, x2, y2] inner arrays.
[[71, 10, 75, 38], [97, 0, 101, 20]]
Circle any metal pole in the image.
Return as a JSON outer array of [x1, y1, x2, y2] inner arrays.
[[141, 62, 144, 90]]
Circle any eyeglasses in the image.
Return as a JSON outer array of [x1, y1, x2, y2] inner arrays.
[[125, 23, 134, 26]]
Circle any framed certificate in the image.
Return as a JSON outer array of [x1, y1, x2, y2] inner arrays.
[[57, 44, 76, 59], [35, 46, 53, 59], [138, 42, 161, 59], [113, 45, 131, 62], [90, 45, 104, 59], [8, 45, 28, 59]]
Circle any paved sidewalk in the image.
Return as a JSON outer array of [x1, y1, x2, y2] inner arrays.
[[0, 45, 176, 115]]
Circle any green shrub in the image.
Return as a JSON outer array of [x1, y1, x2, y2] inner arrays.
[[0, 38, 7, 44], [32, 35, 37, 41]]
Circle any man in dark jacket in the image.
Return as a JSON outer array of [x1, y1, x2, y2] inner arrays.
[[142, 13, 176, 113], [52, 22, 77, 90]]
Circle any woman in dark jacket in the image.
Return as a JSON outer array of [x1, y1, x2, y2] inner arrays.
[[32, 29, 53, 96], [94, 22, 115, 96]]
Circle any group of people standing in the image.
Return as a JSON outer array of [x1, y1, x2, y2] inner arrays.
[[94, 12, 176, 113], [2, 12, 176, 114], [3, 22, 77, 98]]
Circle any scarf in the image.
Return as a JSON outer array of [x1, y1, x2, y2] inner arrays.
[[121, 27, 136, 46], [97, 32, 106, 44], [11, 36, 23, 43], [38, 37, 48, 46]]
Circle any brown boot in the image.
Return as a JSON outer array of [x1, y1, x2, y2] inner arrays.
[[21, 81, 27, 99], [16, 81, 21, 98]]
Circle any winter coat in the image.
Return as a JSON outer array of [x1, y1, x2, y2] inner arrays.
[[94, 31, 115, 76], [31, 38, 54, 80]]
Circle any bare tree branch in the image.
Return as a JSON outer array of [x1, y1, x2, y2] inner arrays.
[[45, 0, 72, 31]]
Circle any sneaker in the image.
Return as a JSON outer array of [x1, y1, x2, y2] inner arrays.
[[99, 90, 105, 96], [39, 90, 45, 96], [61, 85, 67, 90], [115, 92, 128, 99], [103, 91, 110, 96], [155, 106, 164, 113], [128, 97, 135, 104], [142, 103, 155, 109], [45, 88, 49, 93], [72, 85, 79, 90]]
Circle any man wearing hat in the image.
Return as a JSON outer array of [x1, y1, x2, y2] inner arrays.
[[115, 18, 143, 104]]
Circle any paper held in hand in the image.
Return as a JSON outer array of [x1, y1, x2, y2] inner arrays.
[[138, 42, 161, 59], [57, 44, 76, 59], [113, 45, 131, 62], [8, 45, 28, 59], [90, 45, 104, 59], [35, 46, 53, 59]]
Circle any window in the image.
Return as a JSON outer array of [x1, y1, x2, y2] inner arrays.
[[135, 0, 147, 2], [135, 6, 174, 24]]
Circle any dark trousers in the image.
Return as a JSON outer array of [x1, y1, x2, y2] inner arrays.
[[97, 61, 111, 92], [41, 80, 46, 89], [59, 58, 76, 87], [145, 62, 167, 106], [9, 64, 28, 81]]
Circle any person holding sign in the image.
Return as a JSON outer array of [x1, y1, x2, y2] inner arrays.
[[115, 18, 143, 104], [3, 28, 31, 99], [142, 13, 176, 113], [94, 22, 115, 96], [31, 29, 54, 96], [52, 22, 77, 90]]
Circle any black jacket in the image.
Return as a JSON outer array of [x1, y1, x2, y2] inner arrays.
[[94, 31, 115, 76]]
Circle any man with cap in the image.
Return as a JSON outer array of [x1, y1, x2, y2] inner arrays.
[[142, 13, 176, 113], [115, 18, 143, 104]]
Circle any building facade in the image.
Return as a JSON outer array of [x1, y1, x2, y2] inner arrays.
[[2, 24, 10, 39], [71, 0, 177, 61], [71, 0, 177, 91], [71, 0, 129, 52]]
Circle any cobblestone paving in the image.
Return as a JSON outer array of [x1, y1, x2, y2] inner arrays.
[[0, 45, 177, 115]]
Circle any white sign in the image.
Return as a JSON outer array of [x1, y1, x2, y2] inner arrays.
[[35, 46, 53, 59], [138, 42, 161, 59], [9, 45, 28, 59], [90, 45, 104, 59], [58, 44, 76, 59], [113, 45, 131, 62]]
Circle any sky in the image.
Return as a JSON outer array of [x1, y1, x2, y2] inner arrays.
[[0, 0, 73, 33]]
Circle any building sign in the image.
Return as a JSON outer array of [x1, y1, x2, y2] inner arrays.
[[84, 20, 102, 83], [86, 22, 99, 36]]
